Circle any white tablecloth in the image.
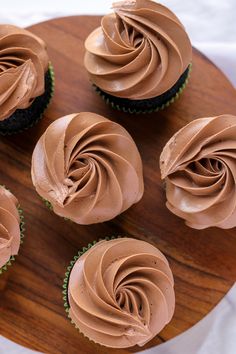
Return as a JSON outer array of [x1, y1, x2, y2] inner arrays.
[[0, 1, 235, 353]]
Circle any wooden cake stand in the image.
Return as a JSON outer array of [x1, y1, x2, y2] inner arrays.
[[0, 16, 236, 354]]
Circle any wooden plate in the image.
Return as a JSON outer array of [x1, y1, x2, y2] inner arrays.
[[0, 16, 236, 354]]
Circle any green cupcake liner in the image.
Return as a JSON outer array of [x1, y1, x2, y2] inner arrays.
[[95, 63, 192, 114], [20, 62, 55, 131], [0, 206, 25, 275], [41, 197, 53, 211], [44, 62, 55, 112], [41, 197, 70, 221], [63, 236, 118, 322], [0, 62, 55, 135]]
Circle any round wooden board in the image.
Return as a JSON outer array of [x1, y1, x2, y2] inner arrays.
[[0, 15, 236, 354]]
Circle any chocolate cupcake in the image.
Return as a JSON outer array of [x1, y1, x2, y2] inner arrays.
[[160, 114, 236, 229], [0, 24, 54, 134], [84, 0, 192, 114], [0, 185, 25, 274], [31, 112, 144, 224], [63, 237, 175, 348]]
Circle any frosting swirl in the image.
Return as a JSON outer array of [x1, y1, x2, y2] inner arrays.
[[0, 24, 49, 121], [84, 0, 192, 99], [0, 186, 21, 269], [160, 114, 236, 229], [31, 112, 144, 224], [68, 238, 175, 348]]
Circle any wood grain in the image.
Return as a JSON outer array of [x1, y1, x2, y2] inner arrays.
[[0, 16, 236, 354]]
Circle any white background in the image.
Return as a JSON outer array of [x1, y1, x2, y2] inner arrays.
[[0, 1, 236, 353]]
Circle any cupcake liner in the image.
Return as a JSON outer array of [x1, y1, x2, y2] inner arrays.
[[0, 62, 55, 135], [63, 236, 117, 319], [0, 206, 25, 275], [41, 197, 70, 221], [41, 197, 53, 211], [95, 63, 192, 114]]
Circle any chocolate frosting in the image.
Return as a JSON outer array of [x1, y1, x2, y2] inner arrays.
[[68, 238, 175, 348], [0, 186, 21, 268], [84, 0, 192, 99], [31, 112, 144, 224], [0, 24, 49, 121], [160, 114, 236, 229]]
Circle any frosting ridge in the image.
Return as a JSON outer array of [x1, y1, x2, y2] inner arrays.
[[68, 238, 175, 348], [31, 112, 144, 224], [0, 24, 49, 120], [84, 0, 192, 99], [160, 114, 236, 229], [0, 186, 21, 269]]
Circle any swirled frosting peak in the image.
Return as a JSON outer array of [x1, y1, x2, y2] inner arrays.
[[84, 0, 192, 99], [0, 24, 49, 121], [0, 186, 21, 269], [160, 114, 236, 229], [31, 112, 144, 224], [68, 238, 175, 348]]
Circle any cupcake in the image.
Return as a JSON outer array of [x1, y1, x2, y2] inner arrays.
[[63, 237, 175, 348], [31, 112, 144, 224], [0, 24, 54, 134], [160, 114, 236, 229], [0, 185, 24, 274], [84, 0, 192, 114]]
